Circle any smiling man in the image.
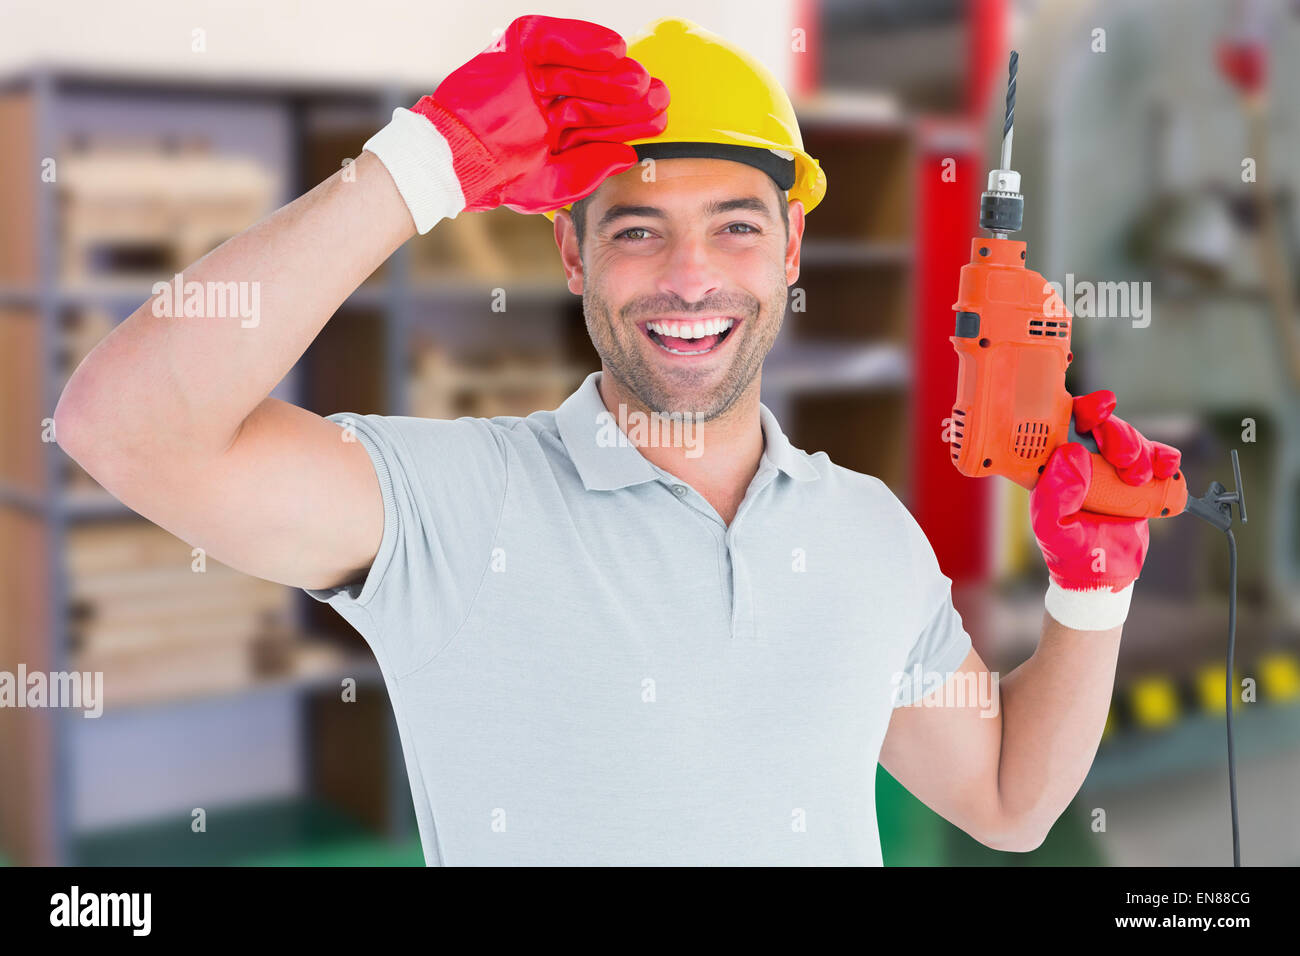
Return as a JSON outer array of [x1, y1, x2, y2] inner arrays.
[[565, 157, 800, 525], [55, 15, 1175, 866], [578, 170, 787, 421]]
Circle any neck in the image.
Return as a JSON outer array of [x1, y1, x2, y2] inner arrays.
[[597, 367, 765, 524]]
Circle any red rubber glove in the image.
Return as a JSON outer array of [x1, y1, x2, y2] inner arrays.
[[1030, 389, 1182, 629], [368, 14, 668, 227]]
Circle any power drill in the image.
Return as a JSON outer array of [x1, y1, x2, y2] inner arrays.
[[948, 51, 1250, 864]]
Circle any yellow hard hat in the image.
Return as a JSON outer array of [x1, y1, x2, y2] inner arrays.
[[540, 16, 826, 222]]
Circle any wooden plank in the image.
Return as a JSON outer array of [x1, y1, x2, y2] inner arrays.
[[69, 560, 287, 601], [0, 308, 44, 491], [58, 143, 275, 282], [73, 610, 279, 657], [67, 520, 206, 575], [0, 92, 37, 284], [76, 639, 254, 707], [0, 507, 55, 864]]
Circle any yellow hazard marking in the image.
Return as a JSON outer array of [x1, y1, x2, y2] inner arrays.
[[1259, 652, 1300, 702], [1131, 676, 1179, 728], [1196, 664, 1246, 714]]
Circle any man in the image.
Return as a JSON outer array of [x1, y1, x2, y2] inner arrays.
[[55, 15, 1180, 865]]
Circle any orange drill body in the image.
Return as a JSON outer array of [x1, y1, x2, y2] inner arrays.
[[949, 237, 1188, 519]]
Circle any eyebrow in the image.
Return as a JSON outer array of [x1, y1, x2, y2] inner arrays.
[[596, 196, 773, 231]]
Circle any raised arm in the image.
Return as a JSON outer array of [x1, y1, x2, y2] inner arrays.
[[54, 150, 414, 591], [53, 14, 668, 592]]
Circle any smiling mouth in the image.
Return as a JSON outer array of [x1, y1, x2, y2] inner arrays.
[[640, 317, 738, 355]]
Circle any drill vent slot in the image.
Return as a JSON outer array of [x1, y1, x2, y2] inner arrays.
[[950, 406, 967, 455], [1013, 420, 1051, 459], [1028, 318, 1069, 337]]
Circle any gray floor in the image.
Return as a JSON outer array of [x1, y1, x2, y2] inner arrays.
[[1081, 745, 1300, 866]]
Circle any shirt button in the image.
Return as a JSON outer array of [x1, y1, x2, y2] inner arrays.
[[672, 484, 687, 497]]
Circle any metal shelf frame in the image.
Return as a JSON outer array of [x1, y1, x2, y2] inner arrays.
[[4, 65, 422, 865]]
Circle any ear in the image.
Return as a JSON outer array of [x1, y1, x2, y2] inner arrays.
[[784, 199, 806, 287], [554, 209, 585, 295]]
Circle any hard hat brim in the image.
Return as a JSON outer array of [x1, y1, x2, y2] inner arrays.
[[541, 145, 825, 223]]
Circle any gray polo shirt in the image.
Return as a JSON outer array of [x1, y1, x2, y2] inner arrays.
[[305, 371, 971, 865]]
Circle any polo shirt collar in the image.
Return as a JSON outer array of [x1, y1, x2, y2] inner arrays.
[[758, 401, 821, 483], [555, 371, 820, 491]]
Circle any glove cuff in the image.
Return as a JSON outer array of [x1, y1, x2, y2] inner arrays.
[[408, 96, 505, 212], [1044, 579, 1135, 631], [362, 107, 467, 234]]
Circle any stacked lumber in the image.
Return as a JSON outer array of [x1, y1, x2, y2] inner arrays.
[[66, 521, 295, 705], [409, 343, 589, 420], [58, 139, 277, 283], [410, 206, 567, 283]]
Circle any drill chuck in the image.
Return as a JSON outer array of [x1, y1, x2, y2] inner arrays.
[[979, 187, 1024, 234]]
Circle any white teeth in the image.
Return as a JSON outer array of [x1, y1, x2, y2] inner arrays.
[[645, 318, 734, 339], [646, 317, 738, 354]]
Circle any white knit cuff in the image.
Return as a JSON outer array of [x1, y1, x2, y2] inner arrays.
[[1044, 580, 1135, 631], [363, 107, 466, 235]]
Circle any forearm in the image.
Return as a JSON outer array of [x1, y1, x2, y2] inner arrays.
[[55, 149, 417, 462], [993, 609, 1123, 847]]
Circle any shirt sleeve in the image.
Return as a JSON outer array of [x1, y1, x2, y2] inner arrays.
[[890, 497, 974, 708], [303, 412, 508, 678]]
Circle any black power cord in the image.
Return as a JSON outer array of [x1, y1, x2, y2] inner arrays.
[[1224, 527, 1240, 866], [1183, 449, 1247, 866]]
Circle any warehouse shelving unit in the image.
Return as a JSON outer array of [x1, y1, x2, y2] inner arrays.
[[0, 67, 415, 866]]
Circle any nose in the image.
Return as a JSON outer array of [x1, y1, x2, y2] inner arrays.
[[655, 231, 723, 304]]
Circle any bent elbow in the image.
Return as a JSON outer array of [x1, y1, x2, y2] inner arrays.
[[1008, 828, 1049, 853], [54, 359, 128, 467], [975, 818, 1048, 854], [53, 383, 95, 465]]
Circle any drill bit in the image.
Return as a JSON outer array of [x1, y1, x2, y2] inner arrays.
[[1001, 50, 1017, 172]]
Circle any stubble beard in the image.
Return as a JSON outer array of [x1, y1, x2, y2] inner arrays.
[[582, 272, 788, 423]]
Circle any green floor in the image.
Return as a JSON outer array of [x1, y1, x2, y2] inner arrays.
[[73, 797, 424, 867]]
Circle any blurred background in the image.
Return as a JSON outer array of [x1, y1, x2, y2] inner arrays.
[[0, 0, 1298, 866]]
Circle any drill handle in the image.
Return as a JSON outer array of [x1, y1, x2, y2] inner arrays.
[[1081, 453, 1189, 518], [1069, 418, 1189, 519]]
